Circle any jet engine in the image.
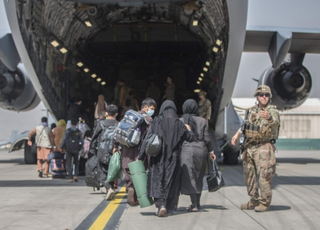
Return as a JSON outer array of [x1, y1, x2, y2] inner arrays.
[[0, 64, 40, 112], [259, 61, 312, 110]]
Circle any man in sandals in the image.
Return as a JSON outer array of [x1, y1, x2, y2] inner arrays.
[[28, 117, 53, 178]]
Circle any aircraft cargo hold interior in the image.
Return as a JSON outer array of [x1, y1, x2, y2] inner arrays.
[[12, 0, 229, 122]]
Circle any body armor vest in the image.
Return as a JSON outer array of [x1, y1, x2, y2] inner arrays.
[[245, 105, 280, 143]]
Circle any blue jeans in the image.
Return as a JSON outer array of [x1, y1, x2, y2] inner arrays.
[[66, 152, 79, 178]]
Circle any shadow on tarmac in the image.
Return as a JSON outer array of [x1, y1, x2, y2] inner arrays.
[[269, 205, 291, 211], [0, 179, 87, 187], [219, 175, 320, 188], [114, 201, 128, 205], [139, 205, 229, 217], [0, 158, 25, 164], [139, 211, 193, 217], [273, 176, 320, 185], [204, 172, 320, 189], [139, 212, 157, 216], [276, 158, 320, 164], [198, 204, 228, 210]]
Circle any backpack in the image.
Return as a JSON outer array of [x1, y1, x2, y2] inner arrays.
[[84, 155, 100, 191], [98, 123, 117, 165], [47, 151, 64, 163], [114, 109, 147, 147], [66, 129, 82, 154], [50, 159, 66, 179]]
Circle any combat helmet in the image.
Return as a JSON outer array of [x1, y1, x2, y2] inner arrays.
[[198, 90, 207, 97], [254, 85, 272, 98]]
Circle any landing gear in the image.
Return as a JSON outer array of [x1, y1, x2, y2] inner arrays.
[[24, 140, 37, 164]]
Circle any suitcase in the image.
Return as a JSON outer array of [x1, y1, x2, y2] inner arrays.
[[52, 171, 66, 178], [50, 159, 66, 179]]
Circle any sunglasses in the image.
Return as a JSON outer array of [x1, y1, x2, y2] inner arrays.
[[257, 93, 270, 97]]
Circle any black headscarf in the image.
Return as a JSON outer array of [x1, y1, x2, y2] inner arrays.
[[182, 99, 199, 139], [152, 100, 185, 164]]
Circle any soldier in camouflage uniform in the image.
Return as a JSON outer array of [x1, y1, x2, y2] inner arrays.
[[231, 85, 280, 212], [198, 90, 212, 127]]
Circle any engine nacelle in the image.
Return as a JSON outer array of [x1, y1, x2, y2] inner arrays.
[[259, 62, 312, 110], [0, 64, 40, 112]]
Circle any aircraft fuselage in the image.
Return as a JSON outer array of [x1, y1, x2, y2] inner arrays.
[[4, 0, 249, 163]]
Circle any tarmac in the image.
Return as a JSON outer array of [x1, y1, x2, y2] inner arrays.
[[0, 149, 319, 230]]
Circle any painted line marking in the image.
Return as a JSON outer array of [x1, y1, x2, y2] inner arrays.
[[89, 186, 127, 230]]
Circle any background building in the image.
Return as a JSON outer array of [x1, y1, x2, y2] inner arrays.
[[232, 98, 320, 150]]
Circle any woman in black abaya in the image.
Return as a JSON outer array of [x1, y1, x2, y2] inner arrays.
[[180, 99, 216, 211], [139, 100, 195, 217]]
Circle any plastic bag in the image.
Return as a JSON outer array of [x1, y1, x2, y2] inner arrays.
[[106, 151, 122, 182], [145, 133, 162, 157]]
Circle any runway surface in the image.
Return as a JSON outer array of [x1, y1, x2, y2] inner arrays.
[[0, 150, 319, 230]]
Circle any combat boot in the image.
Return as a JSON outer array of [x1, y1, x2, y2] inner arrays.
[[254, 203, 269, 212], [240, 201, 259, 210]]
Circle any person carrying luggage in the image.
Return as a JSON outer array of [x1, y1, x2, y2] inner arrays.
[[52, 119, 66, 152], [90, 104, 119, 200], [61, 118, 83, 183], [27, 117, 53, 178], [114, 98, 156, 206], [180, 99, 216, 212], [138, 100, 195, 217]]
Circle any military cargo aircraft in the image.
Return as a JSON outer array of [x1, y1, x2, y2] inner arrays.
[[1, 0, 319, 164]]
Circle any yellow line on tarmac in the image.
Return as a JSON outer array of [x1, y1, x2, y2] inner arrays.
[[89, 186, 127, 230]]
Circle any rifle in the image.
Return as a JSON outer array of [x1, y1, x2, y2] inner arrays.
[[239, 109, 249, 156]]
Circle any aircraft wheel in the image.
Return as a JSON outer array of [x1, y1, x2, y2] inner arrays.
[[223, 151, 239, 165], [24, 140, 37, 164]]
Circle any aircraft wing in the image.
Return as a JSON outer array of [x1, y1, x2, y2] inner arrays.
[[243, 26, 320, 70], [244, 26, 320, 53]]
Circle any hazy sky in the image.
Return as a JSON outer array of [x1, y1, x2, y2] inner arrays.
[[0, 3, 9, 29], [1, 0, 320, 99]]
